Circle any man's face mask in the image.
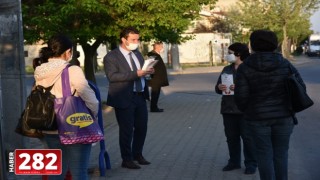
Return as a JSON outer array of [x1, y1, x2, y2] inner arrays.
[[125, 40, 139, 51]]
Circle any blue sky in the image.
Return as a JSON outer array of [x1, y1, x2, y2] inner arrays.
[[310, 9, 320, 33]]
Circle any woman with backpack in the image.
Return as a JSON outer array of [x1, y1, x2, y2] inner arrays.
[[34, 34, 99, 180]]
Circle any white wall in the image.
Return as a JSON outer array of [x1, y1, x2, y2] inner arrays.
[[178, 33, 230, 64]]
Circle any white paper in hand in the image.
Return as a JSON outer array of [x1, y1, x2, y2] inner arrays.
[[142, 58, 158, 71], [221, 73, 234, 95]]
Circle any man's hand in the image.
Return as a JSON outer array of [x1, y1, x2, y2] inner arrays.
[[146, 68, 155, 74], [137, 68, 155, 77]]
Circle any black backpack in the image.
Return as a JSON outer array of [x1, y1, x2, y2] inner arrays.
[[22, 84, 57, 131]]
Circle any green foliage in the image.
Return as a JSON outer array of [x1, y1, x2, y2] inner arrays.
[[227, 0, 320, 56], [22, 0, 217, 82], [22, 0, 217, 45]]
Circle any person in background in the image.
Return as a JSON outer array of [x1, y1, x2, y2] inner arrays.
[[34, 34, 99, 180], [32, 57, 42, 70], [215, 43, 257, 174], [147, 41, 169, 112], [70, 51, 81, 66], [103, 27, 154, 169], [235, 30, 305, 180]]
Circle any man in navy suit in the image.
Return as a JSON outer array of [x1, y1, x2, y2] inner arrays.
[[103, 27, 154, 169]]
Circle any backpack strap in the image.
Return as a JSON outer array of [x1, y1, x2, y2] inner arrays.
[[45, 84, 54, 92]]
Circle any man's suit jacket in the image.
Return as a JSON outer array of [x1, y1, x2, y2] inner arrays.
[[103, 48, 149, 108]]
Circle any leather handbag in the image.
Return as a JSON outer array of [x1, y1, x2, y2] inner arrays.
[[55, 65, 104, 144], [286, 65, 314, 113]]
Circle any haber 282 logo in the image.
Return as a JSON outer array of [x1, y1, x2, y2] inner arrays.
[[14, 149, 62, 175]]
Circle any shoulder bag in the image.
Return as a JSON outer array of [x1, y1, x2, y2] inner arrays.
[[54, 65, 104, 144], [286, 65, 314, 113]]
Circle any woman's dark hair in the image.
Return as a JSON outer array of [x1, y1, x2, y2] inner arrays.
[[119, 27, 140, 42], [34, 35, 73, 67], [32, 47, 52, 69], [45, 35, 72, 57], [228, 42, 250, 61]]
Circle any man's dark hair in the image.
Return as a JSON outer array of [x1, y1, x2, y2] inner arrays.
[[119, 27, 140, 41]]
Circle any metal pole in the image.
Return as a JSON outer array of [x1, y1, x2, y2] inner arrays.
[[0, 0, 26, 179], [0, 75, 5, 180]]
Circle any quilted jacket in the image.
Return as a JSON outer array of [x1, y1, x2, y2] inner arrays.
[[234, 52, 305, 121]]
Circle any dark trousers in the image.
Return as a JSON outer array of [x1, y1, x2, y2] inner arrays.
[[114, 94, 148, 161], [222, 114, 257, 168], [246, 117, 294, 180], [150, 86, 161, 110]]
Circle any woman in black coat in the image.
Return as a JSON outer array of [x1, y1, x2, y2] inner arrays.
[[235, 30, 306, 180]]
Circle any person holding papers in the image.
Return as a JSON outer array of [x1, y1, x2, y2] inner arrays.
[[147, 42, 169, 112], [215, 43, 257, 174], [103, 27, 154, 169]]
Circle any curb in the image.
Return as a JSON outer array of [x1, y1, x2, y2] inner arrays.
[[168, 66, 224, 75]]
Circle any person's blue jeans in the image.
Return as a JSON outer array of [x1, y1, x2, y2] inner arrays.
[[246, 117, 294, 180], [42, 134, 92, 180]]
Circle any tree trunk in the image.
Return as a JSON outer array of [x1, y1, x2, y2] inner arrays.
[[282, 24, 291, 59], [83, 46, 96, 84], [171, 44, 181, 71], [80, 40, 102, 84]]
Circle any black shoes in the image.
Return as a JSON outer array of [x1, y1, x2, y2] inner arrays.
[[134, 155, 151, 165], [121, 161, 141, 169], [222, 163, 256, 174], [244, 167, 256, 174], [222, 164, 241, 171], [121, 155, 150, 169], [150, 108, 164, 112]]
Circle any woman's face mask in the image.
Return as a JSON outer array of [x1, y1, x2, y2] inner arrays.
[[66, 49, 73, 61], [225, 54, 236, 63]]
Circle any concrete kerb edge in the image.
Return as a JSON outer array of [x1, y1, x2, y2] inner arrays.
[[168, 67, 224, 75]]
